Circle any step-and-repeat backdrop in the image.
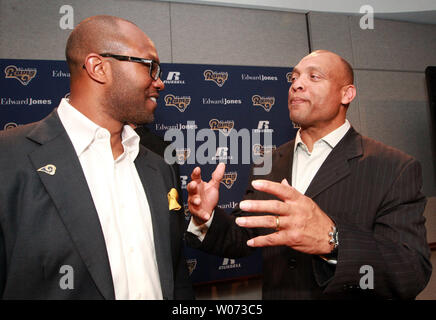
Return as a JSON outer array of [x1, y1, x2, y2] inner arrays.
[[0, 59, 298, 284]]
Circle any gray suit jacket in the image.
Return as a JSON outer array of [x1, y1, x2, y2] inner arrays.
[[187, 127, 432, 299], [0, 110, 193, 299]]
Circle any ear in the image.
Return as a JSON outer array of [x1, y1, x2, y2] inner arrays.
[[341, 84, 356, 105], [83, 54, 109, 84]]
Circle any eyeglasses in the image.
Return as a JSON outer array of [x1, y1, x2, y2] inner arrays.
[[99, 53, 162, 81]]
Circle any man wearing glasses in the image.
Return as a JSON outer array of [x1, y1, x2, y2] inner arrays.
[[0, 15, 193, 299]]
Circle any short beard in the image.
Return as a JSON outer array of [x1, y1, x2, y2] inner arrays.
[[105, 71, 155, 125]]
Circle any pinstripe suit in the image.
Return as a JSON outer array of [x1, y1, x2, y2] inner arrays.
[[187, 127, 432, 299]]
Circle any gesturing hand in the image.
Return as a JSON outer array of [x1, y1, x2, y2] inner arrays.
[[187, 163, 225, 225], [235, 178, 335, 255]]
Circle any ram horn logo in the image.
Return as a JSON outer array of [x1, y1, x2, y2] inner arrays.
[[209, 119, 234, 136], [175, 148, 191, 164], [253, 144, 277, 157], [4, 122, 18, 130], [4, 65, 37, 86], [203, 70, 228, 87], [186, 259, 197, 276], [220, 171, 237, 189], [164, 94, 191, 112], [252, 95, 275, 112], [286, 72, 293, 83]]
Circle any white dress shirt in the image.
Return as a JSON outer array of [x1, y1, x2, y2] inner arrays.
[[292, 120, 351, 194], [188, 120, 351, 239], [57, 98, 163, 300]]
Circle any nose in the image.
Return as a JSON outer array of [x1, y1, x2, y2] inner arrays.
[[290, 76, 304, 92], [153, 77, 165, 91]]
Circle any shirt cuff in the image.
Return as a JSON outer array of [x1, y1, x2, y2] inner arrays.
[[187, 210, 215, 242]]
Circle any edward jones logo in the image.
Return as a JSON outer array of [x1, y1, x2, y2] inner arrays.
[[203, 70, 228, 87], [252, 95, 275, 112], [220, 171, 237, 189], [209, 119, 234, 136], [164, 94, 191, 112], [4, 65, 37, 85]]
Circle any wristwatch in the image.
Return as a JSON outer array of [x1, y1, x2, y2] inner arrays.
[[320, 225, 339, 265]]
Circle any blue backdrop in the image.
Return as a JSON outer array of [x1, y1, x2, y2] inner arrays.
[[0, 59, 298, 284]]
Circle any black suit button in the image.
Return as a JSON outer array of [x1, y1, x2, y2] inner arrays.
[[288, 258, 296, 269]]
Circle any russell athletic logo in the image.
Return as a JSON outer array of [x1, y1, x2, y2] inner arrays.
[[203, 70, 228, 87], [4, 65, 37, 85], [219, 258, 241, 270], [164, 71, 185, 85], [164, 94, 191, 112], [252, 95, 275, 112]]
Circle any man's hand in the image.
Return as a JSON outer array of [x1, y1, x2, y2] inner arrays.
[[187, 163, 225, 225], [235, 178, 335, 255]]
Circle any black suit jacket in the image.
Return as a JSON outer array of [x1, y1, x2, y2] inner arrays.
[[187, 127, 432, 299], [0, 110, 193, 299]]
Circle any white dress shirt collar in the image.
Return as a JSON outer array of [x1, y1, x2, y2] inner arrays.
[[294, 119, 351, 153], [57, 98, 140, 161]]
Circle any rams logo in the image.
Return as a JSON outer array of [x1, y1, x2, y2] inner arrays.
[[4, 65, 37, 86], [252, 95, 275, 112], [3, 122, 18, 130], [203, 70, 228, 87], [253, 144, 277, 157], [165, 94, 191, 112], [186, 259, 197, 276], [175, 148, 191, 164], [183, 203, 190, 219], [286, 72, 293, 83], [209, 119, 234, 136], [220, 171, 237, 189]]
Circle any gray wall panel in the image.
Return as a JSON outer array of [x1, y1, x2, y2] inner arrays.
[[170, 3, 308, 67], [0, 0, 172, 62], [356, 70, 435, 195], [307, 12, 355, 66], [350, 17, 436, 72]]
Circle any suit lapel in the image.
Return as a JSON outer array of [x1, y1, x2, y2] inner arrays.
[[273, 140, 294, 184], [304, 127, 363, 199], [135, 148, 173, 300], [27, 111, 115, 300]]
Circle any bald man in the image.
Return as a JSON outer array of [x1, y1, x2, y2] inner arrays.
[[0, 15, 193, 299], [186, 50, 432, 299]]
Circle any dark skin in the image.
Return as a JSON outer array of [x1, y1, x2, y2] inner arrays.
[[66, 16, 165, 159], [188, 51, 356, 255]]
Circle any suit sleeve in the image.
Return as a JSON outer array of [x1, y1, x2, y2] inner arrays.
[[168, 164, 195, 299], [185, 165, 273, 259], [315, 158, 432, 299], [0, 223, 5, 297]]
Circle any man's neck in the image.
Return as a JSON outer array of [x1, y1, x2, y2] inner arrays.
[[299, 120, 346, 152]]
